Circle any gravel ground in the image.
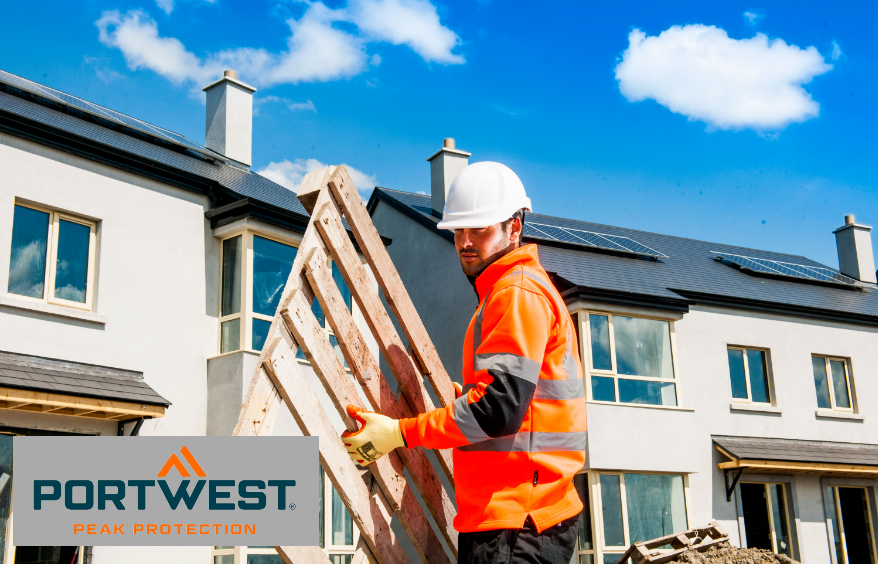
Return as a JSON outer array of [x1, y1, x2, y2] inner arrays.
[[663, 542, 799, 564]]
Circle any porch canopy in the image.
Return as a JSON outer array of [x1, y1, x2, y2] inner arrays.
[[0, 350, 168, 421], [714, 435, 878, 478]]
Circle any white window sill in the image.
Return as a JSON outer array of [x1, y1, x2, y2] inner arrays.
[[730, 402, 783, 415], [0, 294, 106, 324], [585, 400, 695, 412], [816, 409, 864, 421]]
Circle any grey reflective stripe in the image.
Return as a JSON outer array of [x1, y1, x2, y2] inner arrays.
[[474, 353, 541, 384], [452, 394, 491, 444], [563, 327, 578, 380], [534, 379, 586, 401], [456, 431, 588, 453]]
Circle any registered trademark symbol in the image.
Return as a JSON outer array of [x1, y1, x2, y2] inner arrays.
[[289, 503, 296, 510]]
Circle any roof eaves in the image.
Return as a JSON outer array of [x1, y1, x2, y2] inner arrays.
[[369, 188, 454, 244]]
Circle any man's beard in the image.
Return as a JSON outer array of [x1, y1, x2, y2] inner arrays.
[[459, 240, 514, 278]]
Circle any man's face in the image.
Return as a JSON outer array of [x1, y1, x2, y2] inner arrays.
[[454, 218, 521, 277]]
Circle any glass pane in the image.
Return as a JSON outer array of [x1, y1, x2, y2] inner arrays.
[[589, 315, 612, 371], [332, 482, 353, 545], [812, 357, 831, 409], [222, 236, 242, 316], [829, 360, 851, 409], [330, 334, 348, 368], [0, 435, 12, 561], [614, 316, 674, 378], [53, 219, 90, 303], [215, 556, 235, 564], [769, 484, 791, 557], [747, 350, 770, 404], [215, 546, 234, 549], [575, 474, 593, 550], [221, 318, 241, 354], [319, 465, 325, 549], [253, 236, 297, 316], [253, 318, 271, 351], [8, 205, 50, 298], [727, 349, 748, 400], [329, 555, 353, 564], [826, 487, 844, 564], [618, 379, 677, 406], [591, 376, 616, 402], [603, 554, 622, 564], [247, 555, 284, 564], [599, 475, 624, 547], [624, 474, 687, 544], [579, 556, 595, 564], [332, 262, 353, 311]]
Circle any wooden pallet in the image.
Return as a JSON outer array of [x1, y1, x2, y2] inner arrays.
[[232, 165, 458, 564], [616, 522, 729, 564]]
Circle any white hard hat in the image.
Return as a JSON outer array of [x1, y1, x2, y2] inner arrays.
[[437, 162, 532, 230]]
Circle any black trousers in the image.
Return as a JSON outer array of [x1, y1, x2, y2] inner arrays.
[[458, 513, 581, 564]]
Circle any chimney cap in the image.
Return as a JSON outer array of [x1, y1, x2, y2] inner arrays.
[[224, 69, 238, 79], [845, 214, 856, 225], [202, 71, 257, 93], [444, 138, 455, 149], [427, 138, 471, 161]]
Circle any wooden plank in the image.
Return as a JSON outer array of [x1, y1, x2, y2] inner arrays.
[[284, 284, 450, 564], [325, 165, 455, 408], [0, 387, 165, 418], [259, 323, 409, 564], [274, 546, 334, 564], [350, 537, 374, 564], [304, 244, 458, 555], [717, 458, 878, 475], [309, 192, 454, 485]]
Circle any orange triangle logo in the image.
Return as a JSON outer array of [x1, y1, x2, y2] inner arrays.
[[157, 446, 207, 478]]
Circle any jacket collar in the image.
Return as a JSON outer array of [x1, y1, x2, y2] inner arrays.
[[474, 244, 541, 302]]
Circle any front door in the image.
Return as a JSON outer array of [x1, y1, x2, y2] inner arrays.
[[828, 486, 876, 564]]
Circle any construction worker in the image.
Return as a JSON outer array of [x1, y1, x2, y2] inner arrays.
[[342, 161, 587, 564]]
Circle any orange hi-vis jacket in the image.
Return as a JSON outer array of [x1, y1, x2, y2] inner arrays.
[[400, 244, 587, 533]]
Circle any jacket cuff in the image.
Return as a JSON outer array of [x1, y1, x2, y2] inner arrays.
[[399, 417, 422, 448]]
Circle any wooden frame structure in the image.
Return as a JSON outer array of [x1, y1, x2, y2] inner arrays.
[[232, 165, 457, 564]]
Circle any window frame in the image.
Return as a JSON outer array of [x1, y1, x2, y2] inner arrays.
[[573, 472, 596, 564], [589, 470, 692, 563], [577, 310, 682, 407], [812, 355, 855, 413], [7, 202, 98, 312], [823, 484, 878, 564], [727, 346, 774, 405], [738, 481, 794, 556]]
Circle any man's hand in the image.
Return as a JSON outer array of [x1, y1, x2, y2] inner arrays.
[[341, 405, 406, 466]]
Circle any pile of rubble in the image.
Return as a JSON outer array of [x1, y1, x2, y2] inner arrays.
[[664, 541, 798, 564]]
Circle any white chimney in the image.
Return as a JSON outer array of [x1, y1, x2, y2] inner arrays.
[[427, 138, 470, 216], [834, 214, 877, 283], [203, 69, 256, 166]]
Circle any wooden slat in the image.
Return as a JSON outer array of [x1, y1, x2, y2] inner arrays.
[[325, 165, 456, 408], [259, 324, 408, 564], [0, 387, 165, 418], [284, 284, 450, 564], [309, 192, 455, 484], [350, 537, 375, 564], [304, 244, 458, 555], [275, 546, 334, 564], [717, 458, 878, 475]]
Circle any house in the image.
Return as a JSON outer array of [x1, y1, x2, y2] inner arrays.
[[369, 140, 878, 564], [0, 69, 381, 564]]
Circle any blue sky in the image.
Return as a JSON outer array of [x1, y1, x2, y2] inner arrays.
[[1, 0, 876, 268]]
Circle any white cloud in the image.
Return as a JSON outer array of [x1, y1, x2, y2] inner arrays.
[[261, 95, 317, 112], [831, 40, 842, 60], [370, 53, 382, 66], [257, 159, 377, 194], [615, 25, 832, 131], [743, 10, 764, 25], [156, 0, 175, 15], [96, 1, 462, 89], [348, 0, 464, 64]]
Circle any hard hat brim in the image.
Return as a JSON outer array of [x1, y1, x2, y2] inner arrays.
[[437, 199, 532, 230]]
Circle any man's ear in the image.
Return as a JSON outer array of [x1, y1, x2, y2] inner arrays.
[[509, 217, 523, 246]]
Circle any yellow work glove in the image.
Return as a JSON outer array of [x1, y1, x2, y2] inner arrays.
[[341, 405, 406, 466]]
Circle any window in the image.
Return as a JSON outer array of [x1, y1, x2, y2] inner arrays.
[[295, 262, 352, 367], [218, 231, 353, 358], [583, 312, 679, 406], [597, 472, 688, 563], [739, 482, 792, 558], [812, 356, 854, 412], [727, 348, 772, 404], [7, 203, 97, 310], [574, 474, 596, 564], [210, 466, 356, 564], [826, 486, 876, 564]]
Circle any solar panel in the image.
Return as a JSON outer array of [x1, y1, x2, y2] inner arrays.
[[0, 69, 220, 161], [524, 222, 667, 258], [711, 252, 875, 288]]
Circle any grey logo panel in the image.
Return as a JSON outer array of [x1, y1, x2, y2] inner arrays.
[[13, 436, 318, 546]]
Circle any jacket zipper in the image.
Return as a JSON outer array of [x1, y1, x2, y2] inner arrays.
[[533, 470, 538, 486]]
